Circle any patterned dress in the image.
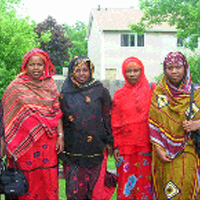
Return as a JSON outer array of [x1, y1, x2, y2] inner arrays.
[[149, 52, 200, 199], [111, 57, 154, 199], [2, 48, 62, 200], [60, 56, 114, 200]]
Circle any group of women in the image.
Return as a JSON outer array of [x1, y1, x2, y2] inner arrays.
[[0, 48, 199, 200]]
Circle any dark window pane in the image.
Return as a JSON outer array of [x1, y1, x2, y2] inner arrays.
[[130, 35, 135, 46], [137, 34, 144, 46], [121, 34, 129, 46], [177, 38, 183, 47]]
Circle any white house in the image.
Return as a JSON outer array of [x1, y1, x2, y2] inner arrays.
[[86, 7, 183, 81]]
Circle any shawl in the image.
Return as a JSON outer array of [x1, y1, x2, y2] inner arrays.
[[2, 48, 62, 159], [111, 57, 154, 150], [149, 52, 200, 158], [60, 56, 113, 167]]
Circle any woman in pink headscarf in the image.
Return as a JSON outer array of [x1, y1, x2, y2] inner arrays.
[[111, 56, 155, 199]]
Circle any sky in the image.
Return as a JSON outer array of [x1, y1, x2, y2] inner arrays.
[[18, 0, 139, 25]]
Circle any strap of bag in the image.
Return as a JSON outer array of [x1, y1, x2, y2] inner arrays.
[[188, 83, 194, 121]]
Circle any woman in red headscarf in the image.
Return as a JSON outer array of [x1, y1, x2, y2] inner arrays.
[[2, 48, 64, 200], [111, 57, 155, 199]]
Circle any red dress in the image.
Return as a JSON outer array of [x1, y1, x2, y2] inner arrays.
[[111, 57, 155, 200]]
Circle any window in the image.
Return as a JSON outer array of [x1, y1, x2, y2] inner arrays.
[[121, 33, 144, 47], [177, 37, 198, 48], [105, 69, 117, 80], [177, 38, 184, 47]]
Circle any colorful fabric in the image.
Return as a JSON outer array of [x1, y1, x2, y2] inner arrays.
[[111, 56, 155, 153], [149, 52, 200, 199], [60, 56, 113, 167], [111, 57, 154, 199], [9, 133, 59, 200], [0, 102, 4, 139], [151, 145, 199, 200], [2, 48, 61, 199], [64, 163, 101, 200], [116, 148, 152, 200], [2, 48, 62, 159], [92, 151, 117, 200]]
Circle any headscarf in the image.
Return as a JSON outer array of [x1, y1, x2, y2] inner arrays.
[[163, 52, 191, 95], [2, 48, 62, 159], [112, 56, 152, 126], [149, 52, 200, 158], [61, 56, 100, 94], [111, 57, 153, 148], [20, 48, 55, 78]]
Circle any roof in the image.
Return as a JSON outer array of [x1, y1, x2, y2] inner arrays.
[[87, 8, 176, 34]]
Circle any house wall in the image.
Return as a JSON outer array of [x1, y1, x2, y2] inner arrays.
[[100, 31, 179, 81], [87, 19, 102, 79]]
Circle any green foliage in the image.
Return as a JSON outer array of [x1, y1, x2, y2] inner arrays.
[[34, 16, 73, 74], [132, 0, 200, 50], [188, 52, 200, 84], [65, 21, 88, 61], [0, 0, 37, 99]]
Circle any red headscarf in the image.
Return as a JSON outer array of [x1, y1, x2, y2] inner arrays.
[[20, 48, 55, 78], [111, 57, 153, 149]]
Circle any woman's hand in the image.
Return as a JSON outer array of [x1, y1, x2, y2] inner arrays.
[[182, 120, 200, 132], [56, 135, 64, 154], [155, 146, 172, 162], [114, 148, 121, 163], [105, 144, 113, 156]]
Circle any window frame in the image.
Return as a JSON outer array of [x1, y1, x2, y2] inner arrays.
[[121, 33, 145, 47]]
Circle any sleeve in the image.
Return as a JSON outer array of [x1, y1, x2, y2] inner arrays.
[[111, 93, 123, 149], [101, 86, 113, 145]]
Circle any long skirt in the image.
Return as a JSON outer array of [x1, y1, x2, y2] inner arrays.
[[64, 152, 116, 200], [116, 149, 152, 200], [64, 163, 101, 200], [7, 133, 59, 200], [152, 144, 200, 200]]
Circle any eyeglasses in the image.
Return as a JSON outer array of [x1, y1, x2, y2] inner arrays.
[[165, 65, 184, 71]]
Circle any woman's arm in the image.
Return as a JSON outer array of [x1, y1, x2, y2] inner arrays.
[[56, 118, 64, 154]]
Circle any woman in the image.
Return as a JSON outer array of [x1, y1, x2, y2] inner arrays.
[[2, 48, 64, 200], [149, 52, 200, 199], [111, 56, 155, 199], [60, 56, 114, 200]]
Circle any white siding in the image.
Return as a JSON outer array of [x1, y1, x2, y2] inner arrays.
[[87, 19, 102, 79]]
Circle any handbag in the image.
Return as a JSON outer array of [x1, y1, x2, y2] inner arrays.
[[0, 157, 29, 196], [189, 84, 200, 157]]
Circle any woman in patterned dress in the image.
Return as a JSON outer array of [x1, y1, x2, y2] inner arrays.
[[2, 48, 64, 200], [149, 52, 200, 199], [60, 56, 114, 200], [111, 56, 155, 199]]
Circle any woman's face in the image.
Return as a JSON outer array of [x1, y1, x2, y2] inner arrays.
[[125, 64, 141, 85], [26, 55, 45, 80], [165, 62, 185, 86], [73, 63, 90, 84]]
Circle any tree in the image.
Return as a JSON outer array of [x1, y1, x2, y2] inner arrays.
[[0, 0, 37, 98], [65, 21, 88, 61], [131, 0, 200, 50], [34, 16, 73, 74]]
